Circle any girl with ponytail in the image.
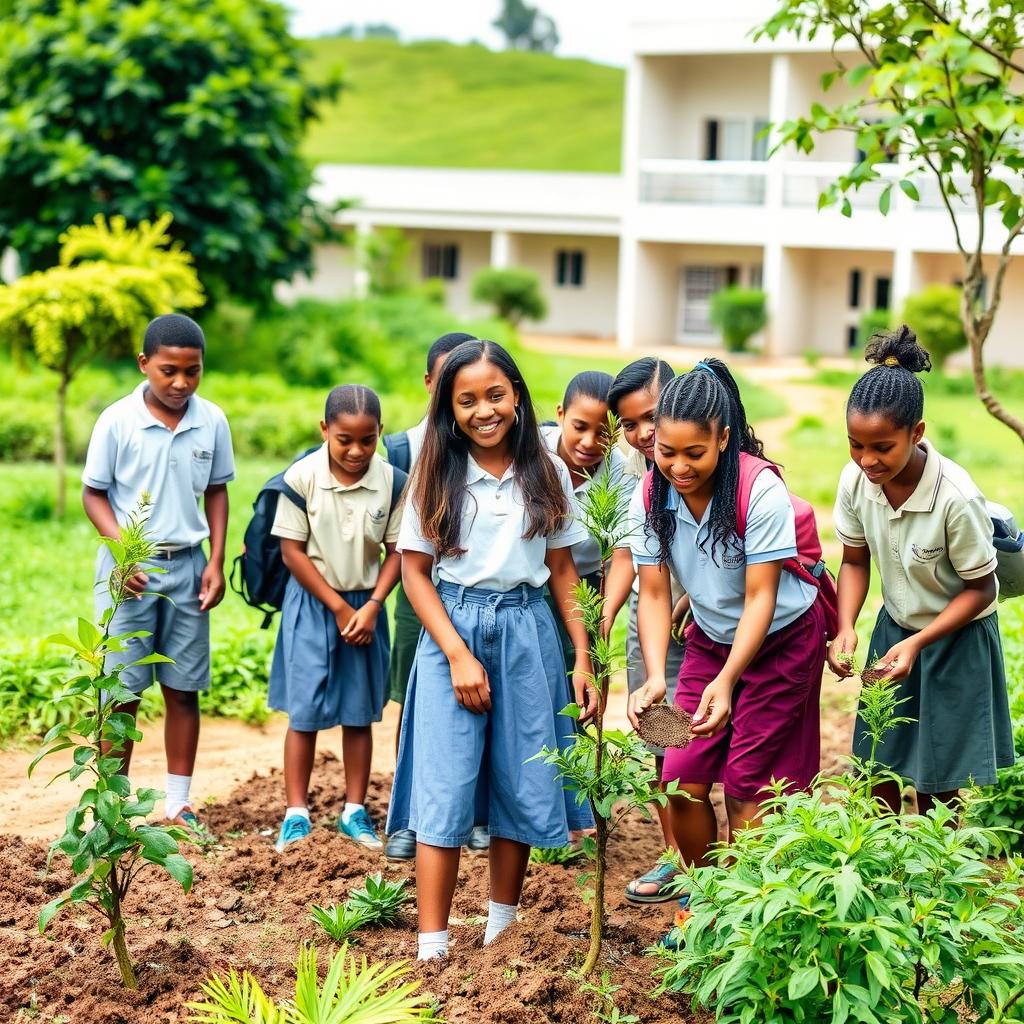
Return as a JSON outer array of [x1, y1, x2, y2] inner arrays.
[[627, 358, 826, 939], [829, 326, 1012, 815]]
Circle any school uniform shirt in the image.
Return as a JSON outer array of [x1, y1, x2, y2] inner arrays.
[[630, 471, 816, 644], [272, 447, 401, 592], [398, 452, 586, 591], [832, 439, 998, 631], [540, 424, 626, 577], [406, 417, 429, 468], [82, 381, 235, 548]]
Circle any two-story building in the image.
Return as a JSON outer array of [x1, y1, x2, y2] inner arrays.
[[288, 0, 1024, 366]]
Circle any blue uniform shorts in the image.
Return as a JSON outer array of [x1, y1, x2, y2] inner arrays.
[[386, 581, 594, 848]]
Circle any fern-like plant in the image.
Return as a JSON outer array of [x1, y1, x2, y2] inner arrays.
[[347, 872, 412, 927], [529, 844, 585, 866], [188, 943, 432, 1024], [310, 903, 375, 944]]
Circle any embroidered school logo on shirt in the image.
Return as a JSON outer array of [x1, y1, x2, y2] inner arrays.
[[911, 543, 944, 563], [192, 448, 212, 461], [368, 508, 386, 522]]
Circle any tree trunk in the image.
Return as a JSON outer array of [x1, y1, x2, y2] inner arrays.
[[581, 818, 608, 977], [109, 919, 137, 989], [55, 372, 68, 517]]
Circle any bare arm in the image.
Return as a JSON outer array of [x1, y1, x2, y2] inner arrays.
[[828, 544, 871, 677], [625, 562, 672, 728], [402, 550, 490, 714], [601, 547, 637, 637], [199, 483, 229, 611], [83, 485, 147, 595], [691, 561, 782, 737], [280, 537, 354, 627], [545, 545, 598, 722]]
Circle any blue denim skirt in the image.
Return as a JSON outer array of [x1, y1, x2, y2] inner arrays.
[[268, 577, 390, 731], [386, 581, 594, 848]]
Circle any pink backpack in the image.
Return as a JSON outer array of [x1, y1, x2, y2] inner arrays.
[[643, 452, 838, 640]]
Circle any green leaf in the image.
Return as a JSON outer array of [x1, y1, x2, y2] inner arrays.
[[127, 652, 174, 668], [865, 950, 890, 991], [136, 825, 178, 861], [560, 703, 582, 720], [162, 853, 193, 893], [899, 179, 920, 202], [834, 863, 860, 920], [39, 896, 69, 932], [77, 617, 102, 650], [879, 184, 893, 215], [788, 965, 820, 1000]]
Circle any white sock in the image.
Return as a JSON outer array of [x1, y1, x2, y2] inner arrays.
[[417, 929, 449, 960], [341, 802, 364, 824], [165, 773, 192, 820], [285, 806, 310, 821], [484, 900, 518, 945]]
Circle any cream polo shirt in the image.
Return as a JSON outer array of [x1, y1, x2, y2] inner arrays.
[[833, 439, 998, 631], [398, 451, 586, 591], [272, 447, 401, 593]]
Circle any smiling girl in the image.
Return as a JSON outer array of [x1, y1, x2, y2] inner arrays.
[[387, 340, 596, 960], [828, 327, 1012, 814], [627, 359, 825, 927]]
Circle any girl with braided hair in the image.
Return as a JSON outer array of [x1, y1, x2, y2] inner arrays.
[[626, 358, 825, 931], [829, 326, 1012, 814]]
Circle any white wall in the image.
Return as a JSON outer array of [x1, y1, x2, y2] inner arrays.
[[403, 228, 492, 318], [275, 243, 357, 303], [784, 54, 867, 164], [511, 233, 619, 336]]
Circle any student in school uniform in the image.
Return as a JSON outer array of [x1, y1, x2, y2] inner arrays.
[[600, 357, 689, 902], [82, 313, 235, 836], [381, 331, 488, 861], [539, 370, 624, 665], [270, 384, 405, 852], [827, 326, 1013, 813], [628, 358, 826, 945], [387, 339, 597, 960]]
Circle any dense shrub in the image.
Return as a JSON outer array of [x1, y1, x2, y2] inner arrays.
[[471, 267, 547, 325], [902, 285, 967, 371], [709, 287, 768, 353], [857, 308, 892, 349]]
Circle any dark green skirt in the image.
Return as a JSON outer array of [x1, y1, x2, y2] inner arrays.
[[853, 607, 1015, 792], [388, 584, 421, 705]]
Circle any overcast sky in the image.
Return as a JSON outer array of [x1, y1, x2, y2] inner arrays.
[[286, 0, 631, 66]]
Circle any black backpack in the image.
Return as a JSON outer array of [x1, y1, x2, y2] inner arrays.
[[230, 447, 407, 628]]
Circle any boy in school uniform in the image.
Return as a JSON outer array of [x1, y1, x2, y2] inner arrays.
[[382, 331, 491, 862], [82, 313, 235, 835]]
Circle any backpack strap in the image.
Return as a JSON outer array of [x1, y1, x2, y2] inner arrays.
[[383, 432, 412, 474], [735, 452, 783, 539], [389, 465, 408, 513]]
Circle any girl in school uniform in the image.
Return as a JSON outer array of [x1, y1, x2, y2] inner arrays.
[[627, 358, 825, 908], [540, 370, 624, 664], [388, 339, 597, 961], [601, 357, 689, 902], [270, 385, 405, 853], [827, 327, 1013, 813]]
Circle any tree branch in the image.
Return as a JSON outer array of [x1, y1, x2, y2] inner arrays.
[[918, 0, 1024, 76]]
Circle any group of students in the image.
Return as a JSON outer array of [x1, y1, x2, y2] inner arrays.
[[84, 313, 1014, 961]]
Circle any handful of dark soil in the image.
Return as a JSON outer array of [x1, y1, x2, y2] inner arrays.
[[636, 704, 693, 748], [860, 666, 892, 685]]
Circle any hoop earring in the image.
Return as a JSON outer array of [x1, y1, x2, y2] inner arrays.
[[451, 420, 461, 438], [513, 407, 520, 426]]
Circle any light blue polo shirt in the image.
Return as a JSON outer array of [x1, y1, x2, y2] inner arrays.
[[82, 382, 235, 548], [629, 471, 816, 644]]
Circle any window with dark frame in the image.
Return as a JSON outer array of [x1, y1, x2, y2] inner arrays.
[[555, 249, 585, 287], [874, 276, 892, 310], [423, 243, 459, 280], [847, 325, 859, 350], [848, 269, 862, 308]]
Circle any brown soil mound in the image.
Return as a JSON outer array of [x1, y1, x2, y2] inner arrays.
[[0, 754, 696, 1023]]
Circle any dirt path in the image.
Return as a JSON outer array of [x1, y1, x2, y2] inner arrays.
[[0, 692, 636, 842]]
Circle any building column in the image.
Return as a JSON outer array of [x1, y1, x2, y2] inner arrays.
[[490, 229, 512, 269], [615, 234, 639, 350], [765, 54, 791, 210], [891, 246, 921, 314], [0, 247, 19, 284], [353, 219, 372, 299]]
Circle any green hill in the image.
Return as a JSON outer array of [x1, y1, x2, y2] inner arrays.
[[302, 38, 623, 172]]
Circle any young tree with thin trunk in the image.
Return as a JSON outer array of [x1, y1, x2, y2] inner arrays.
[[0, 214, 202, 515], [757, 1, 1024, 441]]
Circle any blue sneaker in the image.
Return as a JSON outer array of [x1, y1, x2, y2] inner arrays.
[[275, 814, 312, 852], [338, 807, 384, 849]]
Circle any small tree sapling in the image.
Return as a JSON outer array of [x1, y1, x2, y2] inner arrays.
[[30, 498, 193, 988]]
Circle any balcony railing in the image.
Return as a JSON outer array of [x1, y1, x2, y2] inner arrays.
[[639, 159, 767, 206]]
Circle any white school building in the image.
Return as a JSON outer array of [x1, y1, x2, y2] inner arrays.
[[286, 0, 1024, 368]]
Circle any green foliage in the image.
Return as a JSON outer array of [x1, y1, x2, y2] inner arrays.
[[857, 308, 893, 350], [311, 872, 413, 944], [579, 972, 640, 1024], [205, 631, 273, 727], [471, 267, 547, 326], [0, 0, 340, 304], [301, 38, 623, 172], [32, 499, 193, 988], [902, 286, 968, 371], [655, 681, 1024, 1023], [708, 288, 768, 353], [493, 0, 559, 53], [530, 844, 585, 865], [756, 0, 1024, 440], [361, 228, 413, 297], [187, 942, 433, 1024]]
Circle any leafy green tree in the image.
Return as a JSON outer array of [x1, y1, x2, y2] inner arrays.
[[362, 227, 413, 296], [492, 0, 559, 53], [471, 266, 547, 325], [0, 0, 340, 304], [31, 500, 194, 989], [902, 285, 967, 371], [757, 1, 1024, 442], [0, 214, 203, 516], [858, 307, 893, 350], [709, 287, 768, 353]]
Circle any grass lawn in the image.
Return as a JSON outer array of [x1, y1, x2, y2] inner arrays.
[[302, 38, 623, 172]]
